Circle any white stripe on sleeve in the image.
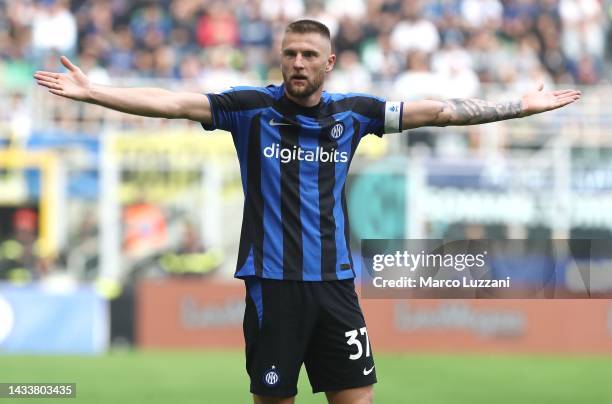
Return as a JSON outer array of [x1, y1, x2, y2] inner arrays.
[[384, 101, 403, 133]]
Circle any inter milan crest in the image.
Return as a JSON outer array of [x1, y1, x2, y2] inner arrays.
[[329, 122, 344, 140], [263, 365, 280, 387]]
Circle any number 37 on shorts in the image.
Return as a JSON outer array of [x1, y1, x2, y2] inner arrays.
[[345, 327, 371, 360]]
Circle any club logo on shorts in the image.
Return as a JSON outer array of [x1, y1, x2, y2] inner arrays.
[[263, 365, 280, 387], [329, 122, 344, 140]]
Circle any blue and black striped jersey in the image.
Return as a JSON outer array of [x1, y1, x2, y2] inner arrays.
[[202, 84, 403, 281]]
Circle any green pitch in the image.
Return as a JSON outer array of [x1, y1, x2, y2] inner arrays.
[[1, 351, 611, 403]]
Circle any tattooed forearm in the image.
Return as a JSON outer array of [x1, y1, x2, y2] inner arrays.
[[434, 98, 523, 126]]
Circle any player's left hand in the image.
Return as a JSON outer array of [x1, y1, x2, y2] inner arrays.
[[521, 83, 581, 117]]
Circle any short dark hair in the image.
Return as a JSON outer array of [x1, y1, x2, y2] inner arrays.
[[285, 19, 331, 41]]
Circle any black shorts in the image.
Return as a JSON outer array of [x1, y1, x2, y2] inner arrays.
[[243, 277, 376, 397]]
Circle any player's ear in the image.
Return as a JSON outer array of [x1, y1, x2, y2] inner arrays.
[[325, 54, 336, 73]]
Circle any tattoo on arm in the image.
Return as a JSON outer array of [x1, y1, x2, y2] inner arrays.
[[434, 98, 523, 126]]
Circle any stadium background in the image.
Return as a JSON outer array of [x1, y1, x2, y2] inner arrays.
[[1, 0, 612, 402]]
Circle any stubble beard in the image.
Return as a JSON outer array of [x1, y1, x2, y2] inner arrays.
[[283, 69, 325, 100]]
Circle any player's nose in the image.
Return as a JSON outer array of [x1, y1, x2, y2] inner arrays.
[[293, 54, 305, 68]]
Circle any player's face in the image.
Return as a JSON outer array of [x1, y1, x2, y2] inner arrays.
[[281, 32, 335, 100]]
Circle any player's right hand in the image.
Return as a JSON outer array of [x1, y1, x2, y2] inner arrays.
[[34, 56, 92, 101]]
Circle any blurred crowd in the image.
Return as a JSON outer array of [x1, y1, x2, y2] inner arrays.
[[0, 0, 611, 98]]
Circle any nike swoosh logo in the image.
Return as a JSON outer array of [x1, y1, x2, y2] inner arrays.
[[269, 119, 292, 126], [363, 366, 375, 376]]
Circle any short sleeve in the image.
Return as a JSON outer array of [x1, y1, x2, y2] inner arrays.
[[201, 91, 240, 132], [201, 87, 275, 133], [352, 96, 404, 137]]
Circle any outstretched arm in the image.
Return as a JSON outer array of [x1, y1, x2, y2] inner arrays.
[[401, 84, 581, 130], [34, 56, 212, 123]]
